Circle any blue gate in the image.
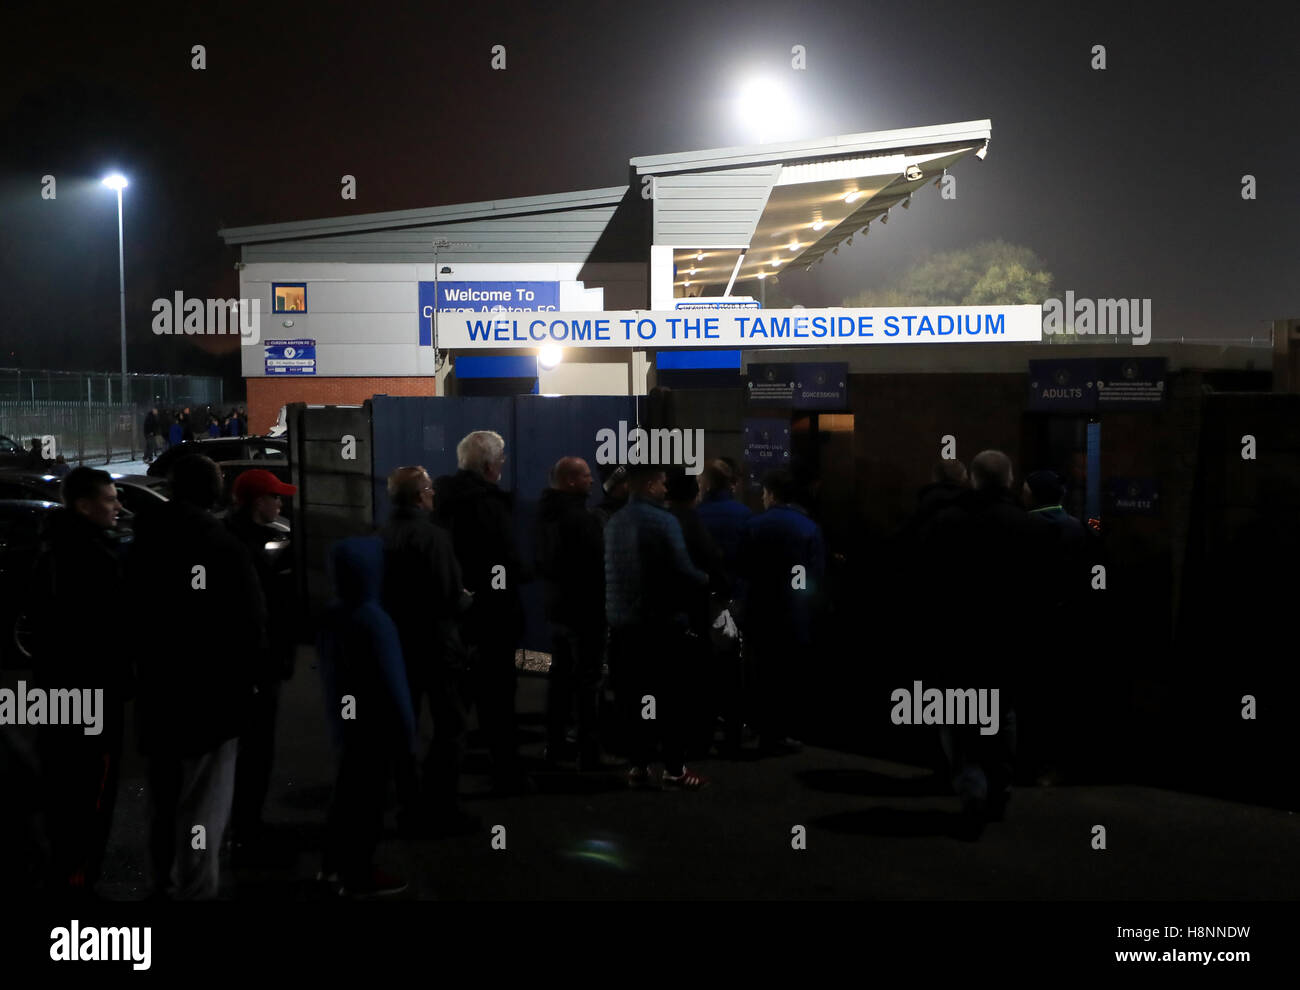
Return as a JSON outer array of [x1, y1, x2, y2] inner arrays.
[[370, 394, 636, 652]]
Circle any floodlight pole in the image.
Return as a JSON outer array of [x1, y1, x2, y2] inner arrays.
[[115, 185, 127, 404]]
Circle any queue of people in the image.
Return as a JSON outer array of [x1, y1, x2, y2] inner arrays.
[[19, 427, 1100, 900], [143, 405, 248, 463]]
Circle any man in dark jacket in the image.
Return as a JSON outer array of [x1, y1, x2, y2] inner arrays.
[[922, 450, 1050, 835], [143, 408, 159, 463], [694, 459, 750, 755], [888, 460, 970, 639], [434, 430, 531, 794], [317, 537, 414, 898], [604, 463, 710, 789], [381, 466, 477, 834], [910, 460, 969, 534], [1020, 469, 1093, 785], [738, 469, 826, 756], [29, 467, 128, 897], [223, 468, 299, 856], [24, 437, 48, 471], [128, 454, 267, 898], [666, 468, 730, 757], [536, 457, 605, 769]]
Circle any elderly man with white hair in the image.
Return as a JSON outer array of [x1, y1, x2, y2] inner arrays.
[[433, 431, 533, 795]]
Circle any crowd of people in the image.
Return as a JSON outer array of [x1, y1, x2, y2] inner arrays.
[[24, 459, 294, 900], [142, 405, 248, 463], [19, 425, 1102, 900]]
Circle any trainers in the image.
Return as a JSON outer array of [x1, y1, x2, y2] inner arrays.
[[625, 766, 653, 789], [661, 766, 711, 790], [339, 868, 407, 899]]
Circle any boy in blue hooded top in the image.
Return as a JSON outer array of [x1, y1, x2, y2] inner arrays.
[[317, 537, 416, 897]]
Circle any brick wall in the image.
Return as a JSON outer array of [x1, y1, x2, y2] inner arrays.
[[246, 376, 437, 435]]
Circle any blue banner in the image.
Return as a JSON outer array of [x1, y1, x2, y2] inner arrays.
[[748, 362, 848, 409], [420, 281, 559, 346], [264, 339, 316, 376]]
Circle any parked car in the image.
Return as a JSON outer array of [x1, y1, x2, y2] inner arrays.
[[0, 499, 62, 667], [0, 434, 42, 470], [0, 470, 169, 537], [146, 436, 291, 509]]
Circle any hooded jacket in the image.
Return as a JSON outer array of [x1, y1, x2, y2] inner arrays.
[[317, 537, 416, 754], [535, 487, 604, 628]]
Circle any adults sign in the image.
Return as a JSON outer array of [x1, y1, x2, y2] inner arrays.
[[437, 306, 1043, 349]]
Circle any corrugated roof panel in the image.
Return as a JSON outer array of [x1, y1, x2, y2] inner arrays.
[[652, 165, 780, 247]]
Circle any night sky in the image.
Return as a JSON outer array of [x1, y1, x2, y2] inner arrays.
[[3, 1, 1297, 385]]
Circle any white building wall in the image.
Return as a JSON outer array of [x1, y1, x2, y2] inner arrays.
[[239, 261, 602, 378]]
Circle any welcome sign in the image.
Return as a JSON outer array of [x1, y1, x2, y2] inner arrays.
[[437, 306, 1042, 349]]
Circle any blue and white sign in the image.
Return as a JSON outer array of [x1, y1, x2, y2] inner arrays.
[[748, 362, 848, 409], [264, 338, 316, 376], [1028, 359, 1097, 411], [438, 306, 1043, 349], [1096, 358, 1167, 409], [420, 281, 560, 346], [743, 418, 791, 493]]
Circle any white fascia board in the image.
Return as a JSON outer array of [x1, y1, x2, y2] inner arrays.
[[630, 120, 992, 175], [775, 148, 979, 186], [651, 241, 752, 249]]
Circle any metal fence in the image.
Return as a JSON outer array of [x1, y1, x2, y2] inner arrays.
[[0, 368, 223, 407], [0, 402, 143, 465]]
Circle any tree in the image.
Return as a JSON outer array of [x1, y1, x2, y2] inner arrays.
[[843, 240, 1052, 306], [842, 240, 1083, 343]]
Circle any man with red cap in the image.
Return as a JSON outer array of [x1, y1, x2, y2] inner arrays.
[[225, 468, 298, 861]]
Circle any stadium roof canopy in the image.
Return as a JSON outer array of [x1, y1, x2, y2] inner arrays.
[[630, 119, 991, 294], [219, 119, 992, 291]]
